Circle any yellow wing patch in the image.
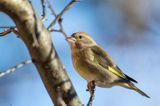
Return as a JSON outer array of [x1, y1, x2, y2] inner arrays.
[[108, 66, 125, 78]]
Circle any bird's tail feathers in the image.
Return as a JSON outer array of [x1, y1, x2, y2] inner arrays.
[[127, 82, 150, 98]]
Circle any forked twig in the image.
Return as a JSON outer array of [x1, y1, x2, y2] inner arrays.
[[45, 0, 77, 38], [57, 18, 67, 38], [47, 0, 77, 31], [0, 27, 21, 37]]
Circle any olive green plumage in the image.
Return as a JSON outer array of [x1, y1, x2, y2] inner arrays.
[[66, 32, 150, 98]]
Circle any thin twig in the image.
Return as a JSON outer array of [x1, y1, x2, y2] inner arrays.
[[49, 18, 67, 38], [0, 27, 21, 37], [41, 0, 47, 21], [0, 60, 32, 77], [87, 81, 96, 106], [0, 28, 13, 36], [0, 26, 16, 29], [49, 29, 61, 32], [87, 89, 95, 106], [46, 0, 56, 17], [46, 0, 76, 38], [47, 0, 77, 31], [58, 18, 67, 38]]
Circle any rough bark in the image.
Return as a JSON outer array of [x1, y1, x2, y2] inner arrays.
[[0, 0, 82, 106]]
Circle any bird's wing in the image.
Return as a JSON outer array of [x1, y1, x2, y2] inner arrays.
[[91, 46, 137, 83]]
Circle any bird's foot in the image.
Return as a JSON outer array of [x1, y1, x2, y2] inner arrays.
[[86, 81, 95, 93]]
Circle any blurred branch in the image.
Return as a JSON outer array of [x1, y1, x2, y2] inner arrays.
[[57, 18, 68, 38], [46, 0, 56, 16], [46, 0, 75, 38], [0, 26, 16, 29], [0, 27, 20, 37], [47, 0, 77, 32], [0, 0, 82, 106], [41, 0, 47, 21], [0, 60, 32, 77]]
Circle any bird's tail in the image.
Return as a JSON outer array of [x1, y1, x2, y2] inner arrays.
[[127, 82, 150, 98]]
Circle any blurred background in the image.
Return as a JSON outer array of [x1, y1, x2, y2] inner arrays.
[[0, 0, 160, 106]]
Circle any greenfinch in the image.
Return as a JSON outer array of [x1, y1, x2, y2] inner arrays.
[[66, 32, 150, 98]]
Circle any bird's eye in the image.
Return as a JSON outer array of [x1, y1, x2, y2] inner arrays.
[[79, 35, 82, 39]]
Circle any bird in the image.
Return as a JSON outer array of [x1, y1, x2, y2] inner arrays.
[[66, 32, 150, 98]]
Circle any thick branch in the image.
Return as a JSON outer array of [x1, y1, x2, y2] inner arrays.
[[0, 0, 82, 106]]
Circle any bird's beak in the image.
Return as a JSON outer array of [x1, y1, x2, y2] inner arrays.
[[66, 36, 76, 43]]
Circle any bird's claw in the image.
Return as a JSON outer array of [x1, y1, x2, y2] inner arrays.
[[87, 81, 95, 93]]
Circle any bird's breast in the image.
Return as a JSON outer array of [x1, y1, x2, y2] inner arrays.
[[71, 49, 95, 82]]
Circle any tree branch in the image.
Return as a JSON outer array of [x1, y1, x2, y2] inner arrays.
[[41, 0, 47, 21], [0, 60, 32, 77], [46, 0, 57, 17], [87, 81, 96, 106], [0, 0, 82, 106], [0, 27, 20, 37], [45, 0, 71, 38], [47, 0, 77, 31]]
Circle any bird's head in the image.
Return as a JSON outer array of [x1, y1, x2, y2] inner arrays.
[[66, 32, 97, 50]]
